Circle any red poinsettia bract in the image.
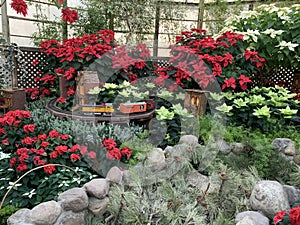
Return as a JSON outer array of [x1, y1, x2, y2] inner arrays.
[[10, 0, 28, 16], [61, 7, 78, 24]]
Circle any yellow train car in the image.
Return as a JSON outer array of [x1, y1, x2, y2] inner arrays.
[[81, 103, 114, 115]]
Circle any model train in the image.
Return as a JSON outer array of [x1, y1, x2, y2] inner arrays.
[[80, 99, 155, 116]]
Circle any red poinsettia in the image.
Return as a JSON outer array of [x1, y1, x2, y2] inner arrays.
[[274, 205, 300, 225], [158, 28, 266, 92], [222, 77, 236, 90], [10, 0, 28, 16], [274, 210, 287, 224], [102, 138, 133, 161], [289, 206, 300, 225], [61, 7, 78, 24]]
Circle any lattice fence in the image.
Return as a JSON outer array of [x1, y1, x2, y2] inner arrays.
[[2, 47, 299, 92], [17, 47, 46, 89]]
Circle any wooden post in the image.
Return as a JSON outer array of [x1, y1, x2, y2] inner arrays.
[[197, 0, 205, 29], [1, 0, 10, 43], [62, 0, 68, 40], [153, 3, 160, 57]]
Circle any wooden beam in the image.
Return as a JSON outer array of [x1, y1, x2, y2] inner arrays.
[[1, 0, 10, 43], [197, 0, 205, 29]]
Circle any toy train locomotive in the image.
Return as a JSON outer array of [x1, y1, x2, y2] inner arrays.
[[80, 99, 155, 116]]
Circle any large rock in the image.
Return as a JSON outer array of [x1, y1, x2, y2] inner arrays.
[[7, 209, 33, 225], [236, 216, 256, 225], [215, 139, 232, 154], [186, 170, 210, 192], [283, 185, 300, 206], [30, 200, 61, 225], [54, 210, 86, 225], [179, 135, 198, 145], [58, 187, 88, 212], [250, 181, 290, 218], [88, 197, 110, 216], [272, 138, 295, 155], [106, 166, 123, 184], [84, 178, 109, 199], [293, 154, 300, 165], [232, 142, 245, 154], [146, 148, 166, 171], [235, 211, 269, 225]]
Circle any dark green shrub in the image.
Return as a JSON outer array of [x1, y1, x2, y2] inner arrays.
[[0, 205, 19, 225]]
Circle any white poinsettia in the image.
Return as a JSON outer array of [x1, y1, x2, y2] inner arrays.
[[276, 41, 299, 51], [224, 15, 239, 25], [239, 10, 257, 19], [262, 29, 284, 39], [243, 29, 260, 42], [104, 83, 118, 89]]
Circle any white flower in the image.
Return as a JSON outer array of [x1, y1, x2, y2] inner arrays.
[[278, 15, 291, 24], [239, 10, 257, 19], [262, 29, 284, 38], [58, 181, 70, 188], [72, 177, 81, 184], [104, 83, 118, 89], [23, 189, 36, 198], [243, 30, 260, 42], [145, 82, 155, 89], [0, 152, 11, 160], [7, 182, 22, 189], [119, 80, 131, 88], [276, 41, 299, 51], [278, 7, 292, 16], [119, 89, 131, 97], [224, 15, 239, 25]]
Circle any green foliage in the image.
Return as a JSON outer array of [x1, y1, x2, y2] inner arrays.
[[107, 177, 207, 225], [203, 163, 259, 223], [75, 0, 111, 36], [198, 114, 300, 182], [288, 167, 300, 188], [214, 86, 300, 132], [121, 136, 154, 166], [204, 0, 244, 35], [0, 205, 20, 225], [31, 3, 63, 45], [75, 0, 186, 43], [101, 158, 259, 224]]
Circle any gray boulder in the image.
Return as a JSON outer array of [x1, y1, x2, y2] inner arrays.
[[84, 178, 110, 199], [272, 138, 295, 155], [186, 170, 210, 192], [54, 210, 86, 225], [216, 139, 232, 154], [7, 209, 33, 225], [30, 200, 61, 225], [106, 166, 123, 184], [236, 216, 256, 225], [179, 135, 198, 145], [88, 197, 109, 216], [250, 181, 290, 218], [58, 187, 88, 212], [235, 211, 269, 225], [283, 185, 300, 206]]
